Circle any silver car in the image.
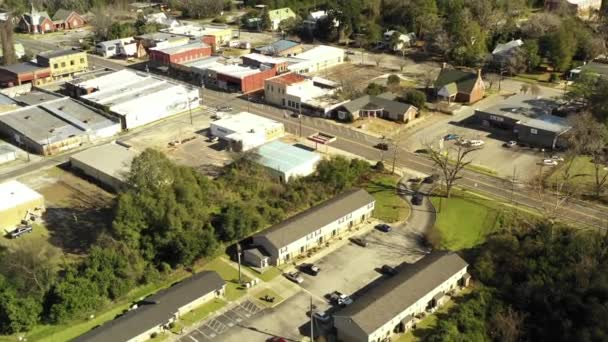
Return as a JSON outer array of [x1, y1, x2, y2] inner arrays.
[[284, 271, 304, 284]]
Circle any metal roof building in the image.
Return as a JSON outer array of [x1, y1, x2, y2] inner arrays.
[[0, 180, 45, 232], [251, 140, 321, 182], [210, 112, 284, 151]]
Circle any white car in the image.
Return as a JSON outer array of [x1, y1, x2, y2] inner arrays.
[[469, 140, 485, 147], [543, 159, 558, 166], [551, 155, 564, 162]]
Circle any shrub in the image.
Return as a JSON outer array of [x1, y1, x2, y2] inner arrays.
[[549, 73, 559, 83], [387, 74, 400, 86], [401, 89, 426, 109]]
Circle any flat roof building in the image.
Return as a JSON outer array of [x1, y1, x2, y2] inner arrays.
[[286, 45, 345, 74], [0, 62, 52, 87], [210, 112, 284, 151], [36, 49, 88, 79], [0, 145, 17, 165], [253, 188, 375, 265], [73, 271, 226, 342], [0, 180, 45, 232], [253, 40, 303, 57], [334, 252, 470, 342], [149, 41, 212, 66], [70, 142, 139, 192], [251, 141, 321, 182], [206, 63, 279, 93]]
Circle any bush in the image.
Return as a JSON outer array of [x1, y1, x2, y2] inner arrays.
[[365, 83, 387, 96], [549, 73, 559, 83], [150, 332, 158, 338], [375, 161, 385, 171], [387, 74, 400, 86], [213, 16, 227, 24], [401, 89, 426, 109]]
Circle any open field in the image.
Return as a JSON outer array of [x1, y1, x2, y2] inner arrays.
[[547, 156, 608, 189], [365, 173, 410, 223]]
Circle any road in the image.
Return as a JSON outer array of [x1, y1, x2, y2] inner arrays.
[[7, 39, 608, 229]]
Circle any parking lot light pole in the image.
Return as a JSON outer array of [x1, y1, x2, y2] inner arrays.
[[236, 243, 242, 285]]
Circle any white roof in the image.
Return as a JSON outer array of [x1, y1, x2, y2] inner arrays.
[[296, 45, 344, 60], [212, 112, 282, 133], [309, 10, 327, 20], [72, 69, 148, 92], [492, 39, 524, 55], [0, 180, 43, 212], [209, 64, 261, 79], [243, 53, 284, 65], [286, 79, 328, 100]]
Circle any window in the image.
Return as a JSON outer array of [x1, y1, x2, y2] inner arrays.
[[80, 58, 85, 64], [70, 60, 75, 66], [53, 63, 58, 69], [530, 128, 538, 135], [61, 62, 66, 67]]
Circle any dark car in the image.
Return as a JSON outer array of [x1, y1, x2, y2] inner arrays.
[[411, 193, 424, 205], [375, 223, 391, 232], [301, 263, 321, 276], [375, 142, 389, 150], [313, 311, 332, 323], [423, 174, 439, 184], [381, 264, 398, 276], [443, 134, 459, 141], [350, 236, 368, 247], [9, 225, 32, 239]]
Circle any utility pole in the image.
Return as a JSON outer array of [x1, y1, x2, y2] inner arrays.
[[188, 96, 193, 125], [236, 243, 242, 285], [511, 166, 517, 205], [299, 105, 302, 138], [391, 139, 397, 174], [310, 296, 314, 342]]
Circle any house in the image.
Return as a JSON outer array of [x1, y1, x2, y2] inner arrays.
[[434, 65, 485, 104], [51, 9, 85, 30], [383, 30, 416, 51], [70, 142, 139, 192], [0, 62, 52, 87], [250, 140, 322, 182], [334, 252, 470, 342], [473, 94, 571, 148], [253, 188, 375, 266], [19, 5, 54, 34], [209, 112, 285, 152], [569, 61, 608, 79], [145, 12, 180, 28], [0, 97, 120, 155], [303, 10, 339, 29], [268, 7, 296, 30], [492, 39, 524, 57], [36, 49, 88, 79], [149, 41, 212, 67], [253, 40, 303, 57], [73, 271, 226, 342], [0, 43, 26, 62], [0, 180, 44, 232], [95, 37, 139, 58], [264, 72, 345, 116], [244, 247, 270, 269], [286, 45, 345, 74], [205, 63, 279, 93], [545, 0, 601, 17], [335, 93, 419, 123]]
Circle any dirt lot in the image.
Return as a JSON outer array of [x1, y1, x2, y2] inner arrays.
[[11, 166, 115, 256], [311, 63, 393, 91]]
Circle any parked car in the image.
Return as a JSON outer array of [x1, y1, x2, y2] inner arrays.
[[284, 271, 304, 284], [375, 223, 391, 232], [330, 291, 353, 306], [211, 112, 224, 120], [208, 136, 219, 143], [543, 159, 558, 166], [504, 140, 517, 148], [551, 155, 564, 162], [411, 193, 423, 205], [313, 311, 332, 323], [9, 225, 32, 239], [350, 236, 368, 247], [216, 105, 233, 112], [301, 263, 321, 276], [443, 134, 459, 141], [375, 142, 389, 150], [469, 139, 485, 147], [423, 174, 439, 184], [380, 264, 398, 276]]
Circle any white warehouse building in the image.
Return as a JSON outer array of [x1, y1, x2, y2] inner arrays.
[[253, 188, 375, 265], [210, 112, 284, 152], [287, 45, 345, 74], [251, 140, 321, 182], [334, 252, 471, 342]]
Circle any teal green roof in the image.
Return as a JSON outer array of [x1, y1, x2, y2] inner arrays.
[[254, 141, 320, 173]]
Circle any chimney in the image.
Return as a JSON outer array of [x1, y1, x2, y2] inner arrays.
[[477, 68, 482, 78]]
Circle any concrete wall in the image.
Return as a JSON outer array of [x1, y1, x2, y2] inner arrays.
[[515, 123, 560, 148], [70, 157, 124, 192]]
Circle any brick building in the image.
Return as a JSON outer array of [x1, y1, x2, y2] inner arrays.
[[149, 41, 212, 67], [434, 65, 485, 104], [207, 64, 278, 93], [0, 62, 51, 87]]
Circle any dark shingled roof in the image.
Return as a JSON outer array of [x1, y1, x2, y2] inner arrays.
[[52, 9, 73, 22], [72, 271, 225, 342], [334, 252, 468, 335], [0, 62, 49, 75], [256, 188, 375, 249], [434, 69, 480, 95], [37, 49, 82, 59], [342, 93, 415, 116]]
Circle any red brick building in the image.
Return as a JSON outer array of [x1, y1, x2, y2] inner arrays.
[[0, 63, 51, 87], [208, 64, 279, 93], [149, 41, 212, 66], [51, 9, 86, 30], [242, 53, 289, 74]]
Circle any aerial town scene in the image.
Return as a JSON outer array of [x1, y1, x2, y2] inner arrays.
[[0, 0, 607, 341]]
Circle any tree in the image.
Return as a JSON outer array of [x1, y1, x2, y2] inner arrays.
[[520, 84, 529, 94], [0, 18, 17, 65], [426, 142, 482, 198], [522, 39, 541, 72], [365, 83, 387, 96], [0, 242, 59, 296], [490, 306, 526, 342], [261, 10, 271, 31], [91, 9, 114, 41], [370, 54, 384, 67], [546, 26, 576, 71], [401, 89, 426, 108], [180, 0, 223, 19], [529, 84, 541, 96], [387, 74, 400, 86], [0, 277, 42, 334]]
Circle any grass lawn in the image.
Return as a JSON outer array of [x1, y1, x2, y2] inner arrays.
[[179, 298, 228, 326], [244, 265, 282, 282], [252, 288, 284, 308], [203, 258, 251, 301], [365, 173, 410, 223], [430, 190, 510, 250], [547, 156, 607, 188]]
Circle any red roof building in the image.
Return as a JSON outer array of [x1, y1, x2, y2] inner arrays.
[[149, 41, 212, 66]]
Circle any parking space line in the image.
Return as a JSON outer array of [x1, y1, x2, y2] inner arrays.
[[188, 336, 199, 342]]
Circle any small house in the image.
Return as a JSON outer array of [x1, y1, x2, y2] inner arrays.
[[434, 65, 485, 104]]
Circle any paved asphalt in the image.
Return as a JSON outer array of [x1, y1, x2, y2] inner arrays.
[[9, 37, 608, 229]]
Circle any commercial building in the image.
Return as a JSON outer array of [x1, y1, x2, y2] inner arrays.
[[73, 70, 201, 130], [242, 53, 289, 73], [206, 63, 278, 93], [334, 252, 470, 342], [161, 25, 233, 51], [473, 94, 571, 148], [251, 140, 321, 182], [210, 112, 284, 152], [264, 72, 345, 116], [268, 7, 296, 30], [253, 40, 303, 57], [149, 41, 212, 67], [434, 66, 485, 104], [0, 97, 121, 155], [336, 93, 418, 123], [95, 37, 141, 58], [70, 143, 138, 192], [73, 271, 226, 342], [0, 62, 52, 87], [36, 49, 88, 79], [253, 188, 375, 265], [287, 45, 345, 74], [0, 180, 45, 232], [135, 32, 190, 50]]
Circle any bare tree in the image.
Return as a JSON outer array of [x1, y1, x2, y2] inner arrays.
[[0, 17, 17, 65], [0, 242, 60, 295], [490, 306, 526, 342], [426, 142, 482, 198], [520, 84, 529, 94], [398, 58, 408, 72], [529, 84, 541, 96], [370, 53, 384, 67]]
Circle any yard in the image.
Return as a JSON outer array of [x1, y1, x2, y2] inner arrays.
[[245, 265, 282, 282], [252, 288, 284, 308], [203, 258, 252, 301], [179, 298, 228, 326], [365, 173, 410, 223], [546, 156, 608, 199]]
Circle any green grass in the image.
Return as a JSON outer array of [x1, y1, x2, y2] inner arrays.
[[148, 332, 169, 342], [180, 298, 227, 326], [547, 156, 607, 187], [244, 265, 282, 282], [252, 288, 284, 308], [203, 258, 251, 301], [463, 163, 497, 176], [365, 173, 410, 223], [430, 190, 506, 250]]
